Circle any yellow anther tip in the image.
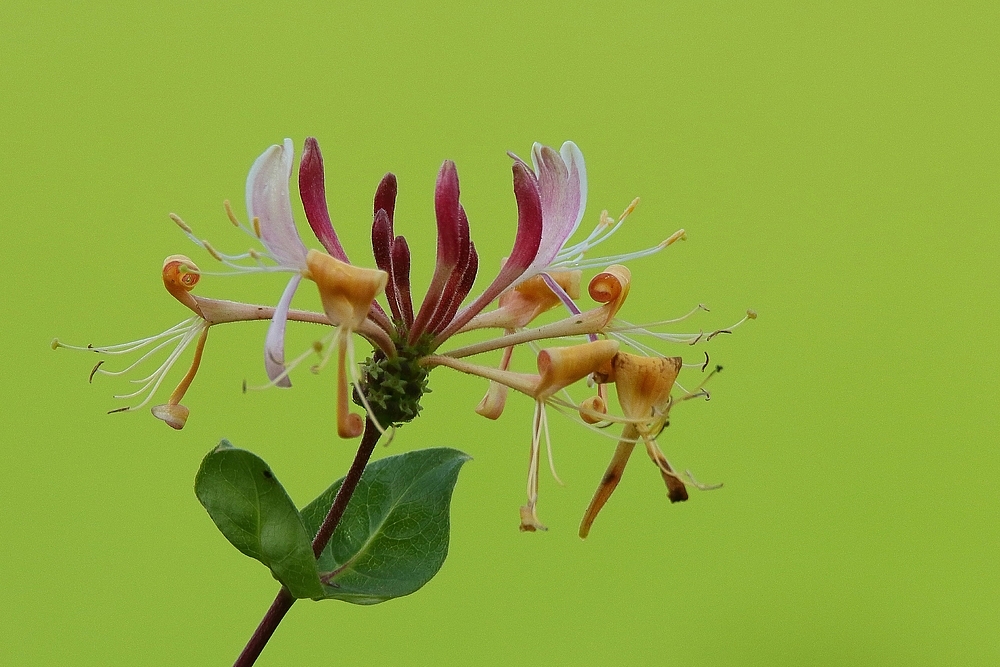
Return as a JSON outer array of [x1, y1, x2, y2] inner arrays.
[[223, 200, 240, 226], [747, 309, 758, 320], [169, 214, 192, 233], [50, 338, 61, 350]]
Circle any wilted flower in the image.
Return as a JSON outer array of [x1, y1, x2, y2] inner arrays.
[[56, 137, 754, 534]]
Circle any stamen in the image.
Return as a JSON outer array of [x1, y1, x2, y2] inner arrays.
[[53, 317, 200, 355], [684, 469, 723, 491], [94, 333, 188, 377], [246, 330, 335, 390], [520, 402, 547, 532], [170, 212, 293, 275], [541, 407, 563, 485], [108, 324, 203, 411]]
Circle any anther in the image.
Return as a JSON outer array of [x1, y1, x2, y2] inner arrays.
[[701, 352, 710, 372], [195, 241, 220, 261], [169, 213, 193, 233], [89, 360, 105, 383], [619, 198, 640, 222], [662, 228, 687, 247], [252, 216, 261, 238], [747, 309, 757, 319], [223, 200, 241, 227]]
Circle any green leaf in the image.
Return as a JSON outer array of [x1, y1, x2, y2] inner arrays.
[[301, 447, 471, 605], [194, 441, 324, 600]]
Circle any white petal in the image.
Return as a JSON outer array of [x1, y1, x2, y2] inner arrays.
[[246, 139, 308, 269], [264, 273, 302, 387]]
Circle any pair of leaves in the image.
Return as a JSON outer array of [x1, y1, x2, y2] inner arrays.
[[194, 441, 469, 604]]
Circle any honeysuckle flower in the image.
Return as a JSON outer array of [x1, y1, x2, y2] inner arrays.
[[58, 136, 754, 535], [578, 352, 686, 538]]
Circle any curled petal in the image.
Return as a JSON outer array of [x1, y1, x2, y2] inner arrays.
[[476, 380, 509, 420], [612, 353, 682, 421], [534, 339, 619, 401], [247, 139, 308, 269], [589, 264, 632, 324], [162, 255, 202, 316], [306, 250, 388, 330], [151, 403, 190, 430], [299, 137, 350, 262], [475, 342, 514, 420], [579, 395, 608, 424], [264, 274, 303, 388]]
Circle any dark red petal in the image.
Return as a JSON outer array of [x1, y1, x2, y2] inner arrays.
[[374, 173, 397, 227], [372, 209, 402, 323], [427, 207, 473, 335], [391, 235, 414, 329], [434, 242, 478, 333], [409, 160, 464, 342], [299, 137, 350, 262], [433, 161, 543, 344]]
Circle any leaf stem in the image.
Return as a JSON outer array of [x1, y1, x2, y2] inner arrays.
[[232, 419, 382, 667]]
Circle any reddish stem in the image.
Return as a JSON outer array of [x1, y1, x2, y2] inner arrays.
[[232, 419, 382, 667]]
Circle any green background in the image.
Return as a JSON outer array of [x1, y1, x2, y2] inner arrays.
[[3, 2, 997, 665]]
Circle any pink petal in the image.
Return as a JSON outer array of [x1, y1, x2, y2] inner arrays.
[[299, 137, 350, 262], [528, 141, 587, 271], [247, 139, 308, 270], [264, 273, 302, 387]]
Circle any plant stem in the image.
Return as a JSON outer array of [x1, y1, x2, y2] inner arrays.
[[232, 419, 382, 667]]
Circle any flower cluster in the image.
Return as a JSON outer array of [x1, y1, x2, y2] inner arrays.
[[55, 138, 754, 536]]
